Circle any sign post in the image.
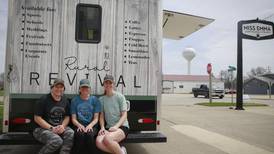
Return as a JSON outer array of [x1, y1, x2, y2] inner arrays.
[[207, 63, 212, 103], [228, 66, 236, 104], [237, 18, 274, 110]]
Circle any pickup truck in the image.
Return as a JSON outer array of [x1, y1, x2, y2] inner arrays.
[[192, 85, 224, 99]]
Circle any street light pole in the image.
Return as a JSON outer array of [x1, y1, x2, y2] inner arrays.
[[236, 22, 244, 110]]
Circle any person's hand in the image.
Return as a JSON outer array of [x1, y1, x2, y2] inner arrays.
[[109, 126, 118, 132], [98, 128, 106, 136], [52, 126, 59, 134], [77, 124, 86, 132], [56, 125, 65, 134], [85, 125, 93, 132]]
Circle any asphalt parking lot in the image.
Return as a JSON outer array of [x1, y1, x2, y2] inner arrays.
[[1, 94, 274, 154]]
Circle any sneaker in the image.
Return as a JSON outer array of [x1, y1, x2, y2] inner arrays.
[[121, 146, 127, 154]]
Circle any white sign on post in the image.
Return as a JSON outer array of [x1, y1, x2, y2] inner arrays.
[[242, 23, 273, 38], [236, 19, 274, 110], [239, 19, 274, 40]]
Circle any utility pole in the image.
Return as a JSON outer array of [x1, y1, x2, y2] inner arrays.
[[207, 63, 212, 103]]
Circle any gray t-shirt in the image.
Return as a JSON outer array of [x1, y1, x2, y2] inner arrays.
[[34, 93, 70, 127], [99, 91, 129, 128]]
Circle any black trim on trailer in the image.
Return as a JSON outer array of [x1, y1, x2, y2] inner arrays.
[[0, 132, 167, 145], [8, 97, 158, 132]]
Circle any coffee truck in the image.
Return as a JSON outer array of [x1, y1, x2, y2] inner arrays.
[[0, 0, 213, 144]]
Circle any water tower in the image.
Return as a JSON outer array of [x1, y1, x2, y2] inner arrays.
[[183, 48, 196, 75]]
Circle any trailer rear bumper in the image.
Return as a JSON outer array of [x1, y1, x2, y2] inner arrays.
[[0, 132, 166, 145], [123, 132, 167, 143]]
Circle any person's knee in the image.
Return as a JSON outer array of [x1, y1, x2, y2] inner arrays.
[[74, 131, 85, 139], [32, 128, 40, 138], [102, 135, 113, 146], [65, 128, 74, 137], [87, 131, 96, 137], [87, 131, 96, 140], [63, 128, 74, 141], [96, 137, 102, 147], [50, 136, 63, 149]]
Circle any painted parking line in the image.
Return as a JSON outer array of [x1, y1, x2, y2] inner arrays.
[[172, 125, 274, 154]]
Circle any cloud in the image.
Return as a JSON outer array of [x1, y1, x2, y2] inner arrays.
[[162, 0, 274, 76]]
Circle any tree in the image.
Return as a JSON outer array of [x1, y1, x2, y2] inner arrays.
[[219, 70, 236, 89], [247, 66, 270, 78], [220, 70, 230, 82]]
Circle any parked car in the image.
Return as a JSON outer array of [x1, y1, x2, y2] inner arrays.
[[192, 84, 224, 99], [225, 89, 236, 94]]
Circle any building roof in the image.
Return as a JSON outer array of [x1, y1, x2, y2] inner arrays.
[[163, 10, 214, 40], [163, 74, 221, 82], [262, 73, 274, 80], [244, 73, 274, 86]]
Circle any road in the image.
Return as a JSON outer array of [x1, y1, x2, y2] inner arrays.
[[1, 94, 274, 154]]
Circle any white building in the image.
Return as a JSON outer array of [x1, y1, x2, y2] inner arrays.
[[163, 74, 224, 94]]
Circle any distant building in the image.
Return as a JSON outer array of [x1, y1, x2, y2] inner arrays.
[[162, 74, 224, 94], [244, 74, 274, 94]]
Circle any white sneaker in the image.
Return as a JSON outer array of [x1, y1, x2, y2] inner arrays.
[[121, 146, 127, 154]]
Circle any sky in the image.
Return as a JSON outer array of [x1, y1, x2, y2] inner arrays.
[[0, 0, 274, 77], [162, 0, 274, 77]]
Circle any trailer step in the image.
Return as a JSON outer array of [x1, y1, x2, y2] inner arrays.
[[0, 132, 166, 145], [124, 132, 167, 143], [0, 133, 38, 145]]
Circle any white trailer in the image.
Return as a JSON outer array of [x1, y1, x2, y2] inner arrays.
[[1, 0, 213, 144]]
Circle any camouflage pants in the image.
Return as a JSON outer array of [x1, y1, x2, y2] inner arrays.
[[33, 127, 74, 154]]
